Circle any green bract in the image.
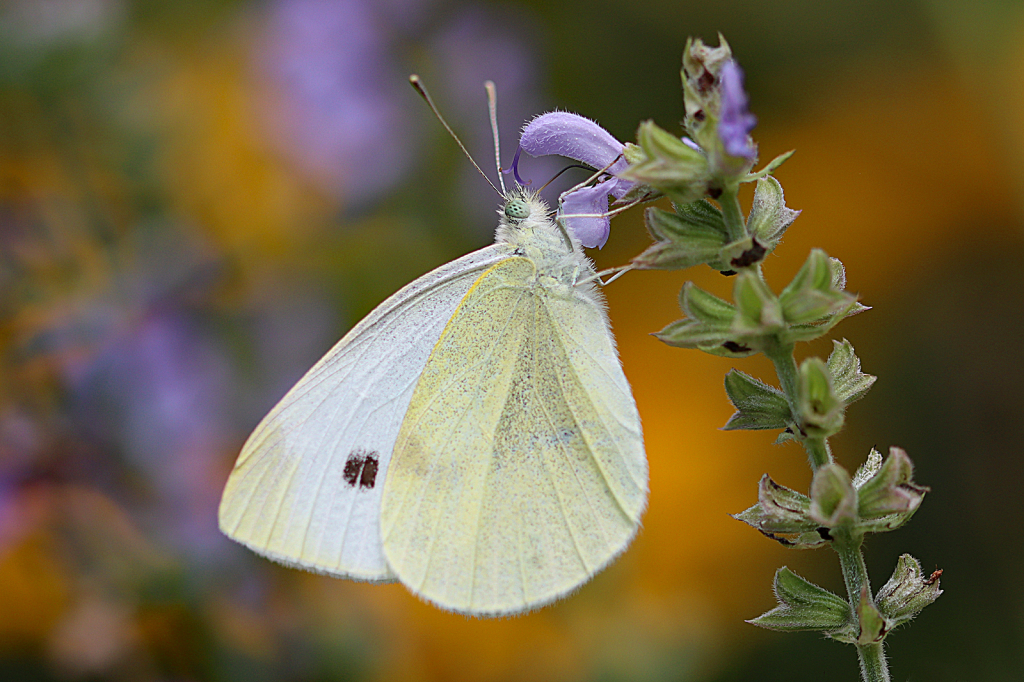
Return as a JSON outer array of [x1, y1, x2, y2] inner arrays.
[[632, 202, 727, 271], [618, 121, 710, 205], [746, 176, 799, 254], [723, 370, 791, 431], [748, 567, 853, 635]]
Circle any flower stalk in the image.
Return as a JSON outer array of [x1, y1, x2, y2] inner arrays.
[[518, 35, 940, 682], [718, 185, 747, 243]]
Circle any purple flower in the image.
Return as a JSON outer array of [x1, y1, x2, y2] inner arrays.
[[256, 0, 420, 206], [717, 60, 757, 160], [519, 112, 634, 248]]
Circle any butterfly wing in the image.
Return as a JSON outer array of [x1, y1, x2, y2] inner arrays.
[[219, 245, 508, 581], [380, 256, 647, 615]]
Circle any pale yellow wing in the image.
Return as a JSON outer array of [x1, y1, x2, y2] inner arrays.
[[218, 245, 507, 581], [380, 257, 647, 616]]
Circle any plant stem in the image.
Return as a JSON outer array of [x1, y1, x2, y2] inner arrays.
[[764, 340, 799, 399], [803, 436, 831, 471], [833, 529, 890, 682], [719, 186, 747, 242], [858, 644, 890, 682], [833, 531, 869, 608], [762, 340, 831, 469]]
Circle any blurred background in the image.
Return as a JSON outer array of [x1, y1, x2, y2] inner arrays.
[[1, 0, 1022, 680]]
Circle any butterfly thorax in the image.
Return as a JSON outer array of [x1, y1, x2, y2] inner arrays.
[[494, 190, 600, 303]]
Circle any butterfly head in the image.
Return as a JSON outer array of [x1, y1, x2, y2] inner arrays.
[[500, 190, 548, 227], [503, 197, 531, 223]]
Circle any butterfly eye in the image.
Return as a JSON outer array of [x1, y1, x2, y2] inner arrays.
[[504, 199, 530, 221]]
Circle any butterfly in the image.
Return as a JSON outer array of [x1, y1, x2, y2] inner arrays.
[[219, 81, 647, 616]]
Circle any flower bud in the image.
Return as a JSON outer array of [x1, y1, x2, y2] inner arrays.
[[875, 554, 943, 629], [732, 270, 783, 335], [797, 357, 845, 436], [617, 120, 710, 205], [809, 463, 858, 527], [631, 202, 727, 271], [856, 447, 928, 520]]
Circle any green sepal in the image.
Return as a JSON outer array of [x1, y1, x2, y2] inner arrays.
[[693, 340, 759, 358], [779, 249, 858, 325], [852, 447, 884, 488], [774, 429, 799, 446], [747, 567, 853, 633], [797, 357, 844, 436], [875, 554, 943, 630], [674, 198, 727, 232], [632, 204, 727, 270], [856, 588, 888, 645], [622, 141, 645, 165], [654, 319, 735, 349], [723, 370, 792, 430], [681, 282, 735, 327], [745, 176, 799, 254], [733, 475, 827, 549], [732, 270, 783, 335], [619, 120, 710, 205], [744, 150, 795, 182], [654, 284, 757, 357], [827, 339, 876, 405], [785, 299, 866, 344], [856, 447, 928, 520], [809, 463, 858, 527]]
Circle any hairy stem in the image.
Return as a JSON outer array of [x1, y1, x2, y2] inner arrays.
[[833, 529, 890, 682], [719, 186, 747, 242], [762, 339, 831, 469], [858, 643, 890, 682]]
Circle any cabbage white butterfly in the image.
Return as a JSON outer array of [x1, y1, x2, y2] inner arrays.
[[218, 80, 647, 617]]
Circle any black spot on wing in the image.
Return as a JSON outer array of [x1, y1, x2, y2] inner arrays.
[[359, 454, 379, 489], [342, 449, 380, 490]]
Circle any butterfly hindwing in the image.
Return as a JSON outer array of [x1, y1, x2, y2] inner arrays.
[[218, 245, 508, 580], [380, 256, 647, 615]]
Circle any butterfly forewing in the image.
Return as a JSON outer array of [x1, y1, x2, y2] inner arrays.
[[380, 256, 647, 615], [218, 246, 508, 580]]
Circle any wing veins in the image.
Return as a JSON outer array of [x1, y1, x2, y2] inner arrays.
[[406, 286, 530, 591], [384, 280, 528, 534], [530, 304, 594, 576], [542, 299, 642, 519], [263, 271, 476, 564]]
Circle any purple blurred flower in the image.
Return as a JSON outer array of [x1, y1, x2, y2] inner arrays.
[[717, 60, 757, 160], [519, 112, 633, 248], [76, 312, 235, 559], [257, 0, 421, 205], [428, 6, 552, 232]]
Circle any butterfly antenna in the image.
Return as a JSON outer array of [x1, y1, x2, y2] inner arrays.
[[484, 80, 507, 195], [409, 75, 501, 197]]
